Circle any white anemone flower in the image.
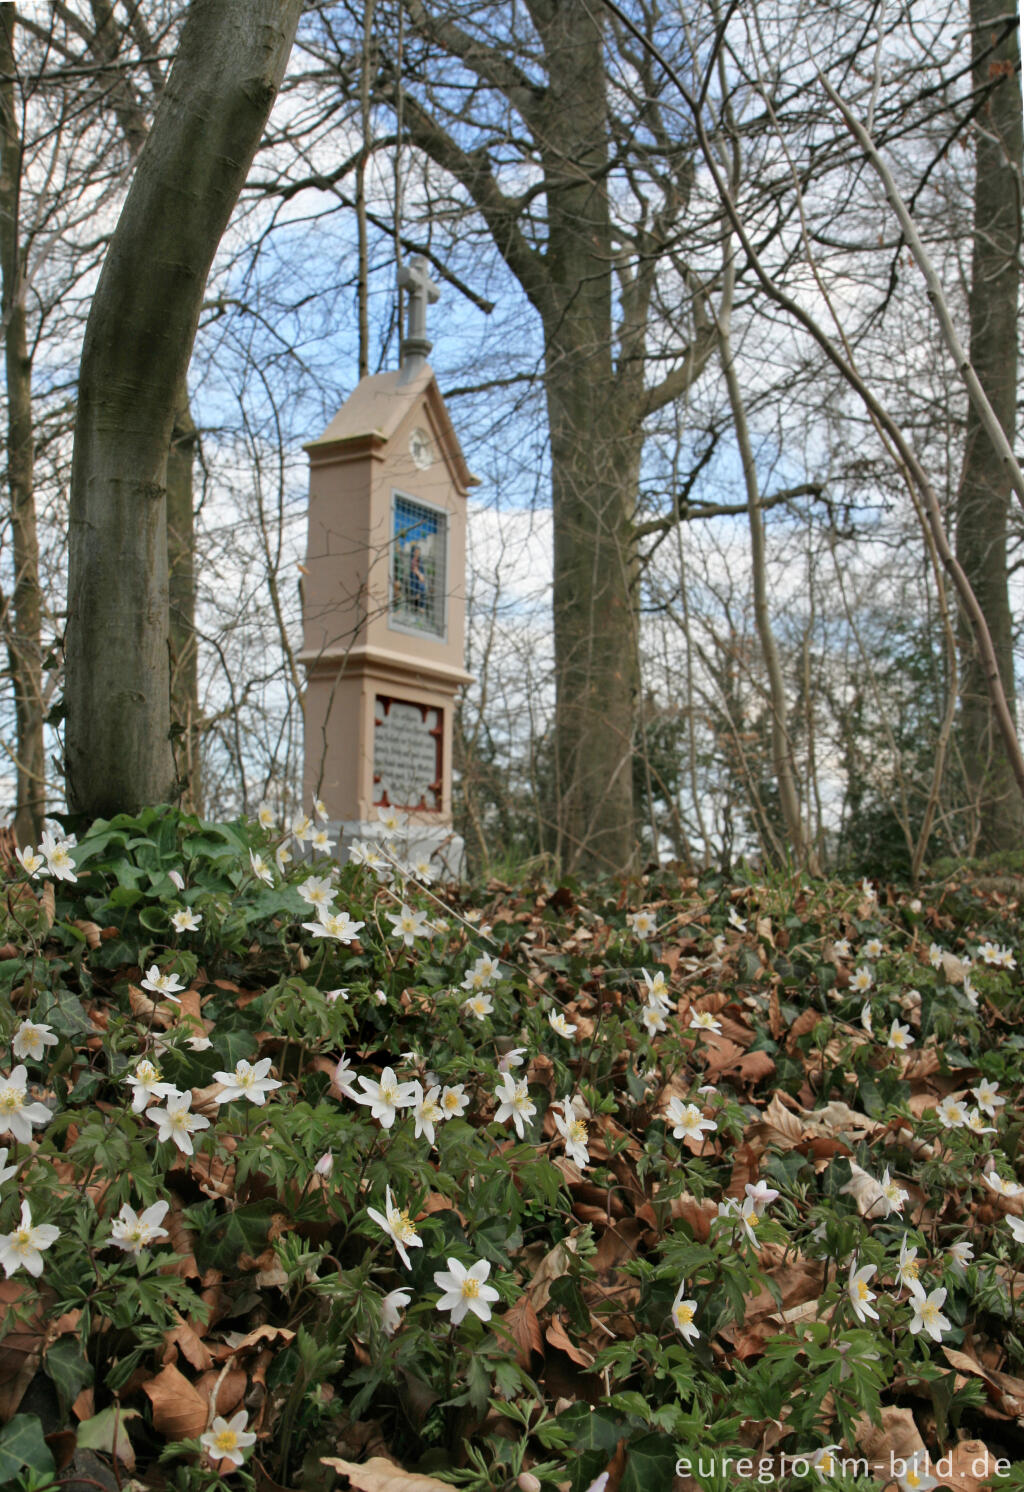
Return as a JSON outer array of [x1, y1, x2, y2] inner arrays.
[[935, 1094, 968, 1129], [744, 1180, 780, 1211], [303, 907, 365, 944], [351, 1067, 417, 1129], [140, 965, 186, 1005], [0, 1199, 59, 1277], [689, 1010, 721, 1034], [548, 1010, 577, 1038], [11, 1021, 58, 1063], [298, 875, 335, 910], [0, 1066, 52, 1143], [387, 904, 431, 946], [440, 1084, 468, 1119], [212, 1058, 283, 1106], [738, 1196, 764, 1246], [642, 968, 671, 1010], [433, 1257, 500, 1325], [463, 992, 493, 1021], [170, 907, 202, 933], [641, 1003, 667, 1036], [947, 1238, 974, 1272], [848, 1258, 879, 1322], [897, 1456, 937, 1492], [380, 1287, 412, 1336], [494, 1072, 536, 1139], [908, 1282, 951, 1342], [410, 1082, 444, 1145], [109, 1200, 171, 1255], [984, 1172, 1023, 1198], [879, 1167, 909, 1217], [248, 849, 273, 885], [145, 1091, 210, 1155], [887, 1019, 913, 1051], [367, 1185, 422, 1269], [14, 846, 44, 878], [40, 830, 77, 882], [670, 1283, 700, 1343], [200, 1410, 257, 1468], [897, 1236, 921, 1290], [972, 1079, 1005, 1117], [665, 1098, 717, 1144], [125, 1059, 177, 1114], [553, 1095, 590, 1167]]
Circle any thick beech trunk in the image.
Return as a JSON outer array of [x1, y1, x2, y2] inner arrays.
[[65, 0, 301, 816], [956, 0, 1024, 851], [534, 0, 638, 873]]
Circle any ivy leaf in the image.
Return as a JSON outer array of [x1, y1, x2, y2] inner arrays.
[[0, 1415, 56, 1481], [620, 1432, 680, 1492], [45, 1337, 93, 1413]]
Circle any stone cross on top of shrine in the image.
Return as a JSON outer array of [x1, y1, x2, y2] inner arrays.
[[397, 255, 440, 382]]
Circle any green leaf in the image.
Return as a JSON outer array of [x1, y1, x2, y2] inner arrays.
[[0, 1415, 56, 1481], [196, 1200, 276, 1271], [45, 1336, 93, 1412], [620, 1432, 682, 1492], [139, 904, 169, 932]]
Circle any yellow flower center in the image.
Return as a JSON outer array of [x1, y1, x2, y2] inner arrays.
[[13, 1229, 32, 1252], [462, 1277, 481, 1299], [857, 1282, 870, 1300], [381, 1080, 397, 1103], [903, 1259, 919, 1279], [746, 1211, 759, 1229], [389, 1208, 417, 1242], [569, 1119, 588, 1144], [0, 1090, 23, 1112], [444, 1093, 460, 1110], [213, 1430, 239, 1455], [675, 1304, 693, 1325]]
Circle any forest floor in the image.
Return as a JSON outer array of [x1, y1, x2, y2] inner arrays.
[[0, 809, 1023, 1492]]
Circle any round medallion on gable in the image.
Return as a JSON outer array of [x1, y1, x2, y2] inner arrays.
[[409, 426, 434, 470]]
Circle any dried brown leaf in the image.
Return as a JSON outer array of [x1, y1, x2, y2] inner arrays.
[[502, 1295, 543, 1369], [142, 1362, 208, 1440], [320, 1456, 453, 1491]]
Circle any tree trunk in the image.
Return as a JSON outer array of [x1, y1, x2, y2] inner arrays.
[[65, 0, 301, 818], [534, 0, 637, 875], [548, 368, 641, 874], [167, 385, 200, 812], [956, 0, 1023, 852], [0, 10, 45, 845], [718, 313, 810, 869]]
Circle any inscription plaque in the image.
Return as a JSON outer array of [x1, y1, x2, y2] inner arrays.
[[373, 696, 442, 811]]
